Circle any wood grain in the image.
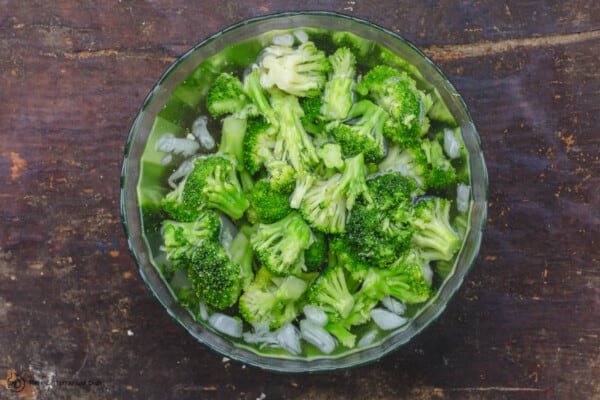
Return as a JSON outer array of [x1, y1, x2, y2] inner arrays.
[[1, 1, 599, 399]]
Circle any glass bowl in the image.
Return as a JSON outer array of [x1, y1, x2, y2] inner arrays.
[[120, 11, 488, 372]]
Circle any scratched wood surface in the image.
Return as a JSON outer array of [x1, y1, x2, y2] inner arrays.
[[1, 1, 599, 399]]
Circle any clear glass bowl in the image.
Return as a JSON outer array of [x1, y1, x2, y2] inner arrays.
[[120, 11, 488, 372]]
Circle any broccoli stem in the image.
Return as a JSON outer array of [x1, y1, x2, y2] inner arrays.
[[270, 92, 320, 173], [244, 67, 278, 126], [412, 217, 460, 261], [218, 115, 247, 165], [202, 166, 249, 220], [227, 229, 254, 290], [311, 267, 355, 318], [325, 322, 356, 348]]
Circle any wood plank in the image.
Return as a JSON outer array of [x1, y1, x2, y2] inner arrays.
[[1, 1, 599, 399]]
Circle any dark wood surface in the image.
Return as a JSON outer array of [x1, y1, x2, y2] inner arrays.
[[1, 1, 599, 399]]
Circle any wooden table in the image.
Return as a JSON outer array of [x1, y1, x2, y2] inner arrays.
[[1, 1, 598, 399]]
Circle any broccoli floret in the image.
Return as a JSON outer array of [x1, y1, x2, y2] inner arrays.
[[246, 179, 292, 223], [299, 153, 371, 233], [324, 321, 356, 348], [421, 138, 458, 191], [161, 211, 250, 309], [243, 66, 279, 126], [378, 141, 429, 188], [383, 117, 428, 148], [311, 244, 379, 330], [214, 115, 256, 193], [181, 155, 249, 220], [329, 99, 388, 163], [328, 236, 370, 283], [161, 180, 200, 222], [239, 267, 310, 328], [242, 117, 277, 175], [307, 265, 355, 319], [321, 47, 356, 120], [161, 211, 222, 264], [226, 228, 255, 290], [316, 142, 344, 171], [366, 170, 420, 209], [342, 288, 380, 327], [411, 197, 460, 262], [289, 172, 316, 209], [357, 65, 431, 145], [271, 92, 320, 173], [242, 103, 310, 192], [341, 172, 417, 267], [265, 159, 297, 193], [360, 257, 432, 305], [299, 95, 327, 135], [304, 231, 328, 272], [344, 203, 413, 267], [188, 240, 242, 309], [332, 31, 375, 59], [206, 72, 253, 118], [258, 40, 330, 97], [250, 212, 314, 276]]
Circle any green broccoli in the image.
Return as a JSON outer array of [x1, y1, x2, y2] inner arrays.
[[299, 153, 371, 233], [324, 321, 356, 348], [316, 142, 344, 171], [246, 179, 292, 224], [250, 212, 314, 276], [299, 95, 327, 135], [420, 138, 458, 191], [217, 114, 257, 193], [307, 265, 355, 319], [289, 172, 316, 209], [218, 115, 247, 166], [206, 72, 253, 118], [226, 227, 255, 290], [304, 231, 328, 272], [360, 257, 432, 305], [188, 240, 242, 309], [328, 236, 371, 283], [161, 211, 222, 264], [357, 65, 431, 145], [161, 174, 200, 222], [265, 159, 297, 194], [411, 197, 460, 262], [427, 87, 456, 124], [321, 47, 356, 120], [338, 172, 418, 268], [331, 31, 375, 59], [156, 32, 470, 355], [242, 116, 277, 175], [242, 106, 311, 192], [366, 169, 420, 209], [181, 155, 249, 220], [257, 40, 330, 97], [239, 267, 310, 328], [329, 99, 388, 163], [377, 141, 429, 188], [270, 92, 320, 173], [243, 66, 279, 126], [161, 211, 249, 309], [344, 204, 413, 268]]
